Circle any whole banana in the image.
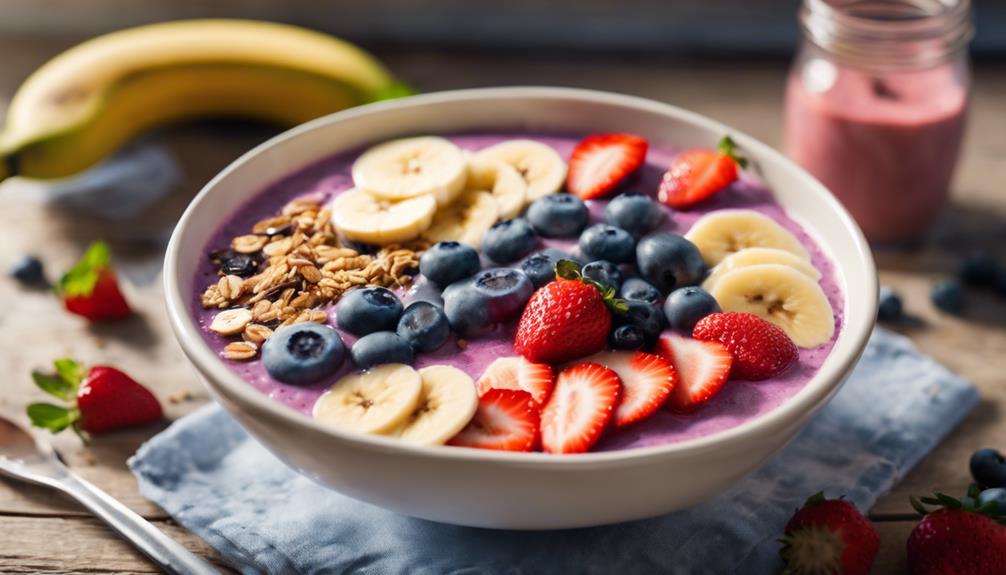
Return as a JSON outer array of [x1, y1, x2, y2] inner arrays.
[[0, 19, 409, 181]]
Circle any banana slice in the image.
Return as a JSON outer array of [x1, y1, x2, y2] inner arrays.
[[422, 189, 499, 248], [473, 139, 566, 201], [392, 365, 479, 445], [685, 209, 810, 266], [352, 136, 467, 206], [331, 188, 436, 245], [313, 364, 423, 435], [703, 247, 821, 292], [709, 264, 835, 348], [467, 157, 528, 220]]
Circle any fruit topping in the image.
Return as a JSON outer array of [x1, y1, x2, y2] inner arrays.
[[350, 331, 415, 369], [780, 492, 879, 575], [604, 192, 665, 237], [423, 189, 499, 249], [419, 241, 481, 286], [656, 334, 732, 412], [467, 157, 528, 220], [448, 389, 540, 452], [331, 187, 435, 245], [959, 252, 1000, 286], [58, 241, 132, 322], [978, 488, 1006, 512], [335, 286, 404, 336], [481, 218, 539, 264], [526, 193, 589, 238], [693, 312, 798, 381], [685, 209, 809, 267], [591, 351, 676, 428], [657, 136, 746, 209], [971, 448, 1006, 488], [476, 356, 554, 407], [262, 323, 346, 385], [314, 363, 423, 434], [540, 362, 621, 454], [618, 277, 662, 305], [519, 248, 572, 288], [702, 246, 820, 293], [664, 286, 720, 332], [579, 224, 636, 264], [931, 278, 965, 314], [9, 254, 45, 286], [635, 232, 705, 293], [396, 301, 451, 353], [581, 260, 624, 292], [474, 139, 567, 201], [616, 300, 666, 344], [908, 486, 1006, 575], [609, 325, 646, 351], [392, 365, 479, 445], [566, 133, 648, 201], [351, 136, 467, 206], [877, 286, 904, 322]]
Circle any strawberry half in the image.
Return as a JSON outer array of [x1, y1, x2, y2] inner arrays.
[[693, 312, 798, 381], [595, 351, 677, 428], [656, 333, 732, 412], [658, 135, 746, 209], [448, 389, 540, 452], [540, 362, 621, 454], [57, 241, 131, 321], [476, 356, 554, 407], [27, 359, 162, 438], [907, 486, 1006, 575], [566, 133, 648, 200], [780, 492, 879, 575]]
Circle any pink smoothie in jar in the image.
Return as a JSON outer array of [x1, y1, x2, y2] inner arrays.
[[783, 0, 973, 243]]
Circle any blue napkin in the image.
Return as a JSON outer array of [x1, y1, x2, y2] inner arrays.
[[130, 328, 978, 575]]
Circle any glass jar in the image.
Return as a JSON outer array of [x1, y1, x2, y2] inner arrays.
[[784, 0, 973, 243]]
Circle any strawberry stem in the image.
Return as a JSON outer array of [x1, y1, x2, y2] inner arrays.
[[554, 260, 628, 315], [718, 135, 748, 169]]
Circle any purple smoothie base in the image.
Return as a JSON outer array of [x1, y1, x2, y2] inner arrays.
[[191, 133, 845, 452]]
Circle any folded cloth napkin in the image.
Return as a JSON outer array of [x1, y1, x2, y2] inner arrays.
[[130, 328, 979, 575]]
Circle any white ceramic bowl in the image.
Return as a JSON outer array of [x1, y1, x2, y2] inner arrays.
[[164, 87, 877, 529]]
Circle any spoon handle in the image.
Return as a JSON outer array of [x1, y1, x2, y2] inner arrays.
[[58, 474, 220, 575]]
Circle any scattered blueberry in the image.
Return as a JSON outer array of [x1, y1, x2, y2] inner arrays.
[[664, 286, 720, 331], [212, 249, 259, 277], [263, 323, 346, 385], [970, 448, 1006, 488], [616, 300, 666, 343], [419, 241, 481, 286], [579, 224, 636, 264], [396, 301, 451, 353], [520, 248, 569, 288], [581, 260, 623, 292], [635, 233, 705, 293], [443, 284, 493, 338], [335, 287, 403, 336], [350, 331, 414, 369], [9, 255, 44, 285], [877, 286, 904, 322], [931, 278, 965, 314], [959, 252, 1000, 286], [619, 278, 662, 305], [470, 268, 534, 322], [978, 488, 1006, 512], [604, 193, 665, 237], [609, 324, 646, 350], [526, 194, 589, 238], [996, 269, 1006, 297], [482, 218, 538, 264]]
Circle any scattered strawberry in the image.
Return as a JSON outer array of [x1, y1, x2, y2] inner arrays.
[[601, 351, 677, 428], [780, 492, 879, 575], [514, 260, 627, 364], [907, 486, 1006, 575], [476, 356, 554, 406], [658, 135, 746, 209], [448, 389, 540, 452], [656, 333, 732, 412], [57, 241, 131, 321], [566, 133, 648, 200], [27, 359, 162, 437], [540, 362, 621, 454], [693, 312, 798, 381]]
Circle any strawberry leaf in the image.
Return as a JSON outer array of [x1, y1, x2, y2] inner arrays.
[[555, 259, 582, 281], [717, 135, 748, 169], [804, 491, 826, 507], [31, 371, 75, 401], [54, 358, 86, 388], [27, 403, 76, 432], [57, 241, 111, 297]]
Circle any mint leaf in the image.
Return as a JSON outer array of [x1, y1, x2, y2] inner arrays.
[[27, 403, 75, 432], [54, 358, 85, 389], [57, 241, 110, 297], [31, 371, 75, 401]]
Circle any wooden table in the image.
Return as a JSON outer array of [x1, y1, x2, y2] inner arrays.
[[1, 34, 1004, 573]]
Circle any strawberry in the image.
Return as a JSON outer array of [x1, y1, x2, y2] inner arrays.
[[540, 362, 621, 454], [476, 356, 554, 407], [602, 351, 677, 428], [514, 260, 627, 364], [658, 135, 746, 209], [780, 492, 879, 575], [27, 359, 162, 437], [656, 333, 732, 412], [448, 389, 540, 452], [566, 133, 648, 200], [57, 241, 131, 321], [907, 486, 1006, 575], [693, 312, 799, 381]]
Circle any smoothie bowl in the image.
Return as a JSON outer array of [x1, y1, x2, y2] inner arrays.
[[164, 87, 876, 529]]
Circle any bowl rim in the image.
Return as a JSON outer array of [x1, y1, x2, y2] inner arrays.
[[164, 86, 877, 467]]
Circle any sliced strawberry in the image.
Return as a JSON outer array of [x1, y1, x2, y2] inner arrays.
[[658, 136, 746, 209], [448, 389, 540, 452], [566, 133, 648, 200], [58, 241, 131, 321], [594, 351, 676, 427], [476, 356, 554, 406], [540, 362, 621, 454], [656, 334, 732, 412], [693, 312, 798, 381]]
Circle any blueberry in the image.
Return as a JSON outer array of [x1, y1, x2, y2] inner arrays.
[[970, 448, 1006, 488], [664, 286, 720, 331], [604, 193, 665, 237], [350, 331, 414, 369], [9, 255, 44, 285], [262, 323, 346, 385], [635, 233, 705, 293], [526, 194, 588, 238], [959, 252, 999, 286], [997, 269, 1006, 297], [616, 300, 666, 343], [212, 249, 259, 278], [877, 286, 904, 322], [482, 218, 538, 264], [931, 278, 965, 314], [470, 268, 533, 322], [609, 324, 646, 350], [619, 278, 662, 305], [978, 488, 1006, 512], [335, 287, 403, 335], [582, 260, 623, 292], [419, 241, 481, 286], [579, 224, 636, 264], [520, 248, 569, 288], [396, 301, 451, 353], [443, 284, 493, 338]]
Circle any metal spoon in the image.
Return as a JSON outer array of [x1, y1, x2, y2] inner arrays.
[[0, 416, 219, 575]]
